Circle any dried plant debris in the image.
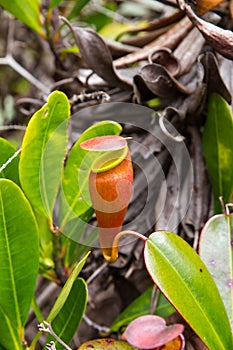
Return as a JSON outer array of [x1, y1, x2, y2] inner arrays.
[[178, 0, 233, 59], [72, 26, 132, 90]]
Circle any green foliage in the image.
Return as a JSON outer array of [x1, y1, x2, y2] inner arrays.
[[0, 91, 125, 348], [46, 278, 88, 350], [47, 252, 89, 322], [0, 179, 39, 346], [203, 93, 233, 212], [0, 306, 23, 350], [199, 213, 233, 331], [19, 91, 70, 222], [0, 137, 20, 185], [0, 85, 232, 350], [0, 0, 45, 37], [111, 287, 175, 333], [144, 231, 233, 350]]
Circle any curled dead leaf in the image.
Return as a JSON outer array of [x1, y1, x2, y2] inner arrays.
[[178, 0, 233, 59], [73, 27, 131, 90], [136, 63, 193, 98], [199, 51, 232, 104], [148, 48, 180, 77]]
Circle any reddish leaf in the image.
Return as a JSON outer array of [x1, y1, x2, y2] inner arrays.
[[124, 315, 184, 349]]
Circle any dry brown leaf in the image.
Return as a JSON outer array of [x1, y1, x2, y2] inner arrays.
[[178, 0, 233, 59]]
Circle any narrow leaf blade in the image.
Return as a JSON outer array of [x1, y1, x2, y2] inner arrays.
[[199, 214, 233, 330], [0, 179, 39, 332], [46, 278, 88, 350], [0, 0, 45, 36], [202, 93, 233, 212], [144, 231, 233, 350], [47, 252, 89, 322], [19, 91, 70, 221]]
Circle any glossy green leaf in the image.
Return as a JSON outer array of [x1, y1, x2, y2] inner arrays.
[[0, 0, 45, 37], [47, 251, 90, 322], [46, 278, 88, 350], [202, 93, 233, 212], [79, 339, 137, 350], [0, 179, 39, 335], [199, 213, 233, 330], [60, 120, 122, 231], [0, 137, 20, 185], [0, 305, 23, 350], [144, 231, 233, 350], [110, 287, 175, 332], [19, 91, 70, 222], [35, 211, 54, 263]]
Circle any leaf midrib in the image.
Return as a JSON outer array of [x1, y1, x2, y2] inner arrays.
[[40, 100, 58, 219], [147, 237, 229, 350]]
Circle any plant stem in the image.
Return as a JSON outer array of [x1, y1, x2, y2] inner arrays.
[[38, 321, 72, 350]]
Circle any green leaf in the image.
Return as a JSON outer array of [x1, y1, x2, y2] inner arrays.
[[49, 0, 64, 9], [202, 93, 233, 212], [35, 211, 54, 261], [110, 288, 174, 333], [0, 137, 20, 185], [19, 91, 70, 222], [0, 0, 45, 37], [60, 120, 122, 231], [199, 214, 233, 330], [47, 251, 89, 322], [144, 231, 233, 350], [0, 179, 39, 335], [46, 278, 88, 350], [0, 305, 23, 350], [79, 339, 136, 350], [67, 0, 92, 20]]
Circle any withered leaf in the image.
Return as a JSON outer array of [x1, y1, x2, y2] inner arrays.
[[199, 51, 232, 104], [149, 47, 180, 76], [181, 127, 213, 241], [73, 27, 131, 89], [179, 0, 233, 60], [136, 63, 194, 98], [114, 16, 193, 68]]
